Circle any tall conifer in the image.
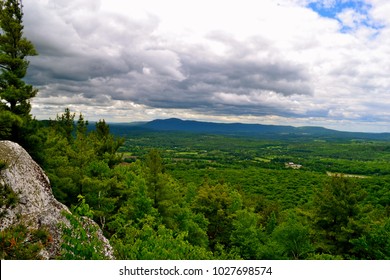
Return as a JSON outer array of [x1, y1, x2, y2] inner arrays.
[[0, 0, 37, 141]]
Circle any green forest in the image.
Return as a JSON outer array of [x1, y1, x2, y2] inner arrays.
[[1, 0, 390, 260]]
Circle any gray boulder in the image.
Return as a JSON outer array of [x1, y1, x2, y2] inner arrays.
[[0, 140, 114, 259]]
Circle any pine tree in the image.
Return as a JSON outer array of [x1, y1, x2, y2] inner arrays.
[[0, 0, 37, 141], [312, 175, 366, 257]]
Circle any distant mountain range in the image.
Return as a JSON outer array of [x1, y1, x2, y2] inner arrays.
[[107, 118, 390, 140]]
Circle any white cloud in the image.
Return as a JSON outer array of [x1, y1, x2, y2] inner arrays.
[[337, 8, 367, 28], [19, 0, 390, 132]]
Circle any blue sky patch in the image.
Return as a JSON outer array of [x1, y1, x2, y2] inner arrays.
[[308, 0, 369, 18], [307, 0, 381, 32]]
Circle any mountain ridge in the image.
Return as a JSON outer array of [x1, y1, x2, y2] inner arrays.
[[106, 118, 390, 140]]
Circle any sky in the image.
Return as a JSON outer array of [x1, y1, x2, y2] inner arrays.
[[20, 0, 390, 132]]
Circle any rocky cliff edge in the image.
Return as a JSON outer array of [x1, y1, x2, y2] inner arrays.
[[0, 140, 114, 259]]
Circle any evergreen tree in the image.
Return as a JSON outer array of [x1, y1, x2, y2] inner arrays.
[[0, 0, 37, 142], [312, 175, 366, 257], [53, 108, 75, 142], [144, 149, 164, 209], [92, 119, 124, 167]]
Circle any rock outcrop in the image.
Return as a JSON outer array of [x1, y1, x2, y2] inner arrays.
[[0, 140, 114, 259]]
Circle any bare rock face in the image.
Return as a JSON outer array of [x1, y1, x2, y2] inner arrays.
[[0, 140, 114, 259]]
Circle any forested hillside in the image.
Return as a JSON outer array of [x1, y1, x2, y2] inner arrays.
[[2, 105, 390, 259], [115, 130, 390, 260], [1, 0, 389, 260], [131, 118, 390, 140]]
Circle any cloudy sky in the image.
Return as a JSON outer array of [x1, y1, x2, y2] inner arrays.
[[22, 0, 390, 132]]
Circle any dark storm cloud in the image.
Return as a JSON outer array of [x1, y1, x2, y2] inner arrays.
[[119, 41, 313, 116]]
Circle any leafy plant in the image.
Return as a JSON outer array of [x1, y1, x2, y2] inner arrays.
[[58, 211, 109, 260]]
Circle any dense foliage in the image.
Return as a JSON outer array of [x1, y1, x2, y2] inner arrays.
[[0, 0, 389, 260], [7, 115, 384, 260], [2, 107, 390, 259], [113, 130, 390, 260]]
